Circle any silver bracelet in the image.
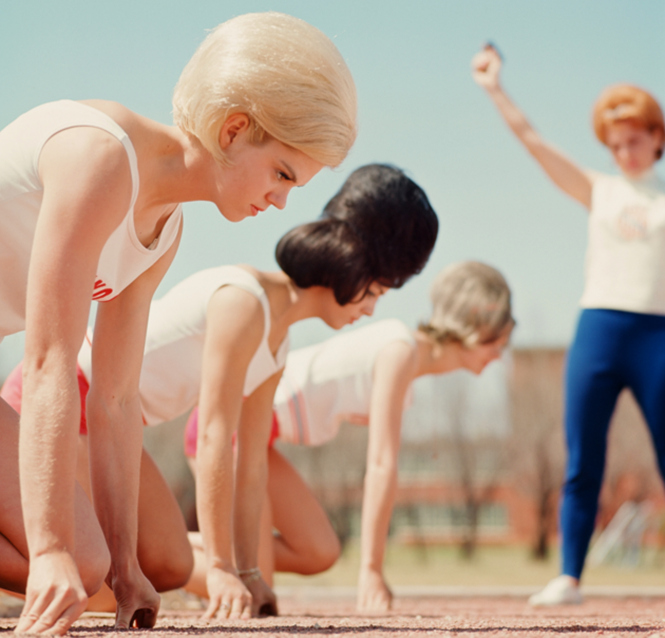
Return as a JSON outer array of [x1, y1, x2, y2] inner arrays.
[[238, 567, 261, 584]]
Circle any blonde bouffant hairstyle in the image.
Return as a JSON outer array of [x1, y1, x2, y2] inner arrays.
[[173, 12, 357, 167], [419, 261, 513, 347], [592, 84, 664, 160]]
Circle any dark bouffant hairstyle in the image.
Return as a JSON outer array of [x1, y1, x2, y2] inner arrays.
[[275, 164, 439, 305]]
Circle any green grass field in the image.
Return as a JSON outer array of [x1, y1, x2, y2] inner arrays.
[[274, 543, 665, 588]]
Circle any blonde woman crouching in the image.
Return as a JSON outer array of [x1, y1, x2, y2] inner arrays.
[[0, 12, 356, 633]]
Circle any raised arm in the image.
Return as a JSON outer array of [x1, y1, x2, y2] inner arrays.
[[86, 226, 181, 629], [17, 127, 135, 635], [357, 340, 417, 612], [235, 372, 282, 617], [196, 287, 264, 620], [471, 44, 594, 209]]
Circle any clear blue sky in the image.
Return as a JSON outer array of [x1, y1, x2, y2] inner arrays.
[[1, 0, 664, 377]]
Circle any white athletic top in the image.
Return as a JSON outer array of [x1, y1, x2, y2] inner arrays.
[[79, 265, 290, 425], [580, 170, 665, 314], [0, 100, 183, 341], [274, 319, 415, 447]]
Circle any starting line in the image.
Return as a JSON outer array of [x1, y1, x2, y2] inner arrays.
[[276, 585, 665, 599]]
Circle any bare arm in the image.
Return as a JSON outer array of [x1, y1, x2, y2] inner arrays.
[[235, 373, 281, 616], [357, 340, 417, 612], [196, 286, 263, 620], [471, 45, 594, 209], [17, 127, 135, 635], [86, 225, 181, 629]]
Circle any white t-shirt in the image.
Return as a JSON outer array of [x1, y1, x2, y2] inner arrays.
[[0, 100, 182, 341], [580, 170, 665, 314], [79, 265, 289, 425], [273, 319, 415, 447]]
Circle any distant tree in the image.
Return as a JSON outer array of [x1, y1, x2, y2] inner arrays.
[[445, 374, 506, 560], [509, 349, 565, 560]]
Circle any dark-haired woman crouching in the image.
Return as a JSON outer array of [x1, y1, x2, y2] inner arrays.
[[172, 164, 437, 619]]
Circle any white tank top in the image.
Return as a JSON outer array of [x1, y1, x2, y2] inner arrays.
[[0, 100, 183, 341], [79, 265, 289, 425], [273, 319, 415, 447], [580, 171, 665, 314]]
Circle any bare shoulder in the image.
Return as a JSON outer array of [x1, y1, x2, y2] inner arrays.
[[79, 100, 167, 143], [235, 264, 264, 284], [39, 101, 146, 180], [79, 99, 141, 130], [371, 340, 417, 411], [40, 123, 128, 170], [375, 339, 418, 378], [38, 100, 139, 178], [207, 284, 265, 344], [39, 125, 132, 205], [236, 266, 290, 313], [210, 282, 264, 309]]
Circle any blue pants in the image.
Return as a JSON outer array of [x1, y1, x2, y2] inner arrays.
[[561, 308, 665, 579]]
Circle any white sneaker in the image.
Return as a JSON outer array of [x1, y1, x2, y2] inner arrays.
[[529, 576, 583, 606]]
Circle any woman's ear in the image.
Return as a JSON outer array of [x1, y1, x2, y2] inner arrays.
[[655, 129, 665, 160], [219, 113, 251, 149]]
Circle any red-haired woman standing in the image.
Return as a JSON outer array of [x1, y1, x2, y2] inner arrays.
[[473, 44, 665, 605]]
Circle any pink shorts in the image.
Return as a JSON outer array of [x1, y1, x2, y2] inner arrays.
[[184, 405, 280, 458], [1, 361, 91, 435]]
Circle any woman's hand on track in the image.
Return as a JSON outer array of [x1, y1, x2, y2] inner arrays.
[[471, 43, 502, 89], [246, 576, 278, 617], [357, 568, 393, 612], [110, 565, 160, 629], [15, 551, 88, 635], [203, 566, 252, 620]]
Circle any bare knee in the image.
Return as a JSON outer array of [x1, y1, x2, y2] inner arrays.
[[157, 547, 194, 592], [143, 544, 194, 592], [78, 541, 111, 597], [314, 532, 341, 573], [299, 532, 341, 575]]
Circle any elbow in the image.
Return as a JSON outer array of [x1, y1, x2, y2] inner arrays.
[[365, 460, 399, 483], [22, 349, 77, 385], [20, 351, 81, 417], [196, 425, 234, 469], [519, 129, 543, 153]]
